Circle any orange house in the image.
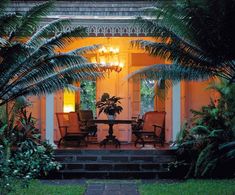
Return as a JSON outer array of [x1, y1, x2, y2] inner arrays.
[[9, 1, 218, 147]]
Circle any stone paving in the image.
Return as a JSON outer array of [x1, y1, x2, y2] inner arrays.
[[41, 179, 140, 195], [40, 179, 181, 195], [85, 181, 139, 195]]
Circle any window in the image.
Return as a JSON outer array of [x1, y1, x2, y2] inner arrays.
[[140, 80, 155, 115], [80, 80, 96, 115]]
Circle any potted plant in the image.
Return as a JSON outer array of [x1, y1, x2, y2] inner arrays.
[[96, 93, 123, 120]]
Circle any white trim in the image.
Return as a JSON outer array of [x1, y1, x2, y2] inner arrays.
[[172, 82, 181, 141], [46, 94, 56, 148]]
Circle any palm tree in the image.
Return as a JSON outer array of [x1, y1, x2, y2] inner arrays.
[[0, 0, 102, 107], [129, 0, 235, 84]]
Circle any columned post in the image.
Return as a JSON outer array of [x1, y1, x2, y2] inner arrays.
[[46, 94, 56, 147], [172, 82, 181, 141]]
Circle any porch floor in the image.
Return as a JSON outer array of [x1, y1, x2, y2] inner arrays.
[[55, 142, 170, 150]]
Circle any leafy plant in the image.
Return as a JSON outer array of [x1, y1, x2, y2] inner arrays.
[[129, 0, 235, 85], [0, 0, 102, 107], [140, 80, 155, 114], [80, 80, 96, 115], [0, 108, 60, 194], [96, 93, 123, 117], [171, 81, 235, 178]]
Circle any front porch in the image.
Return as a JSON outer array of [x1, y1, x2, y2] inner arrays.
[[23, 35, 216, 149]]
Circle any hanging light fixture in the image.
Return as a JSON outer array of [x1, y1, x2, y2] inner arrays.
[[91, 45, 124, 74]]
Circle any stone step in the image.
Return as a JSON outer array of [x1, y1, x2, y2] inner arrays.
[[60, 162, 169, 171], [47, 149, 176, 179], [54, 149, 176, 155], [47, 170, 167, 179], [55, 154, 176, 163]]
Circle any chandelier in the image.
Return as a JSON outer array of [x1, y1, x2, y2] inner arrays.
[[91, 46, 124, 74]]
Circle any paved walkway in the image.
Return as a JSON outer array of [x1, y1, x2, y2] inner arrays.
[[85, 181, 139, 195], [41, 179, 140, 195]]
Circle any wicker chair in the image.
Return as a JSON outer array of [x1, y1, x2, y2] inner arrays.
[[56, 112, 88, 147], [132, 111, 166, 147]]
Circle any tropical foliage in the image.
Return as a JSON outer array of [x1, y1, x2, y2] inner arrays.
[[0, 105, 60, 194], [129, 0, 235, 84], [80, 80, 96, 115], [140, 80, 155, 114], [0, 0, 103, 193], [96, 93, 123, 116], [170, 81, 235, 178], [129, 0, 235, 179], [0, 0, 102, 107]]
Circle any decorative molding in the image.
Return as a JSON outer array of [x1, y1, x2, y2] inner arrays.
[[39, 20, 149, 37], [84, 23, 148, 37]]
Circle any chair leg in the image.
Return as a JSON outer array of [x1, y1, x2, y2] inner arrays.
[[160, 139, 164, 147], [135, 136, 144, 147], [58, 138, 63, 147], [83, 138, 88, 147], [80, 137, 87, 147]]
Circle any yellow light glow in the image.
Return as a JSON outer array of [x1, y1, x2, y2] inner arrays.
[[63, 105, 75, 113], [99, 46, 107, 53], [99, 56, 106, 65], [90, 57, 97, 63], [63, 91, 75, 113], [119, 62, 124, 68], [114, 48, 119, 53], [97, 45, 123, 73]]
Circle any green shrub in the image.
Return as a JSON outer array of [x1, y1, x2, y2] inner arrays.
[[0, 108, 60, 194], [171, 81, 235, 178]]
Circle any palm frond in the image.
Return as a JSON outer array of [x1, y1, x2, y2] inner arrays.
[[131, 40, 213, 70], [67, 44, 101, 55], [0, 0, 9, 15], [190, 125, 210, 136], [0, 13, 22, 36], [135, 16, 202, 54], [219, 141, 235, 154], [141, 4, 196, 45], [194, 143, 216, 177], [21, 65, 101, 96], [27, 18, 72, 48], [16, 62, 101, 89], [41, 26, 87, 52], [132, 0, 235, 83], [9, 1, 54, 40], [0, 1, 103, 107], [0, 37, 8, 47], [128, 64, 212, 84]]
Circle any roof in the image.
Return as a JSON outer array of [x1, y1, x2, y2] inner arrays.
[[7, 1, 155, 36]]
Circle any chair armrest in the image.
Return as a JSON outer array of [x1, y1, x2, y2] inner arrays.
[[60, 125, 68, 134], [153, 124, 163, 134], [152, 124, 162, 129]]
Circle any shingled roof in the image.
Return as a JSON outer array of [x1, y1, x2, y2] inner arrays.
[[7, 0, 155, 36]]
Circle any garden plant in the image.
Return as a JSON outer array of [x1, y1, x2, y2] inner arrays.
[[0, 0, 102, 193], [129, 0, 235, 179]]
